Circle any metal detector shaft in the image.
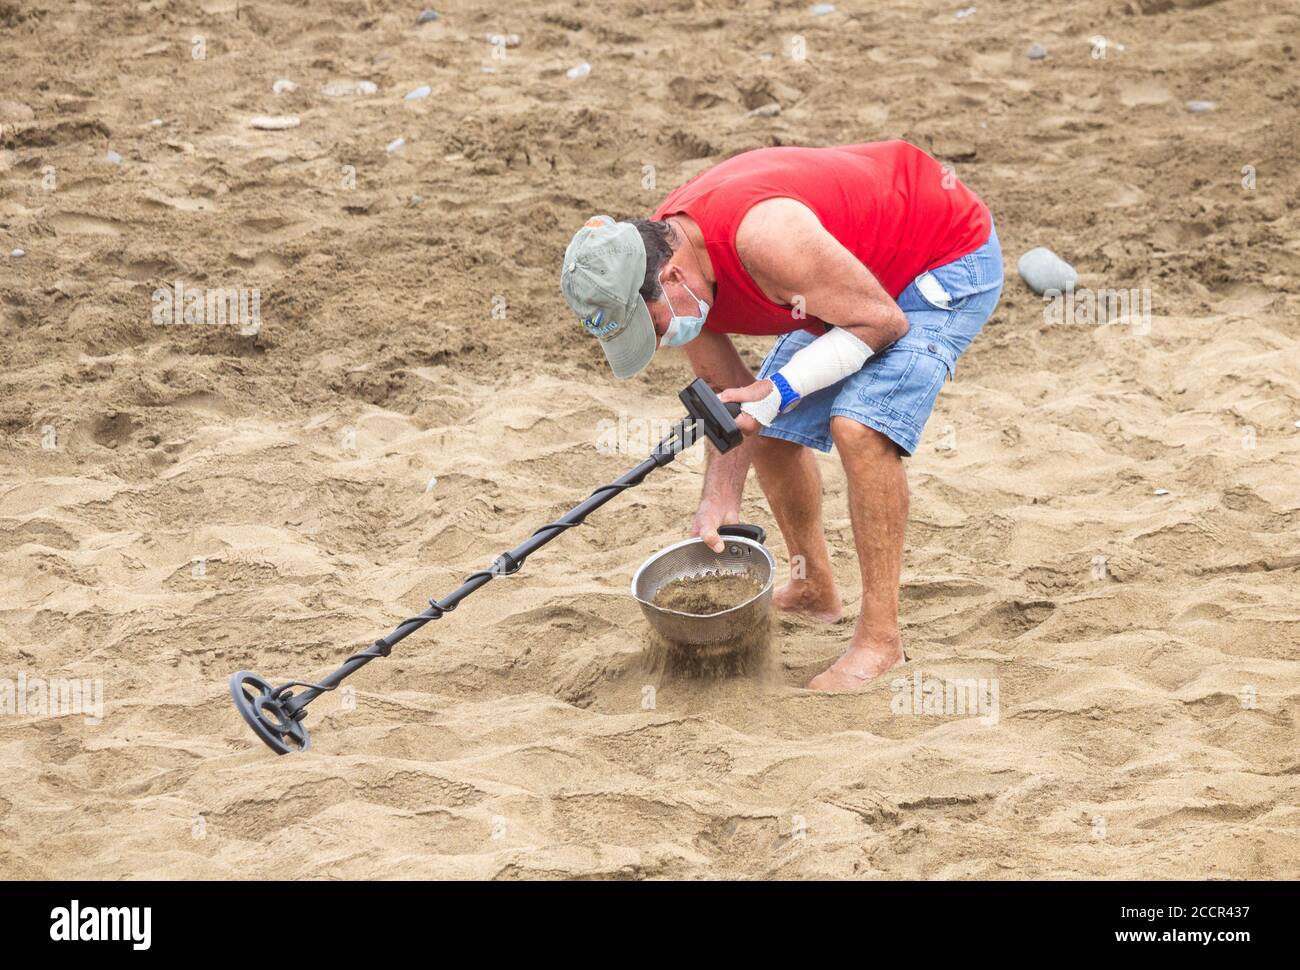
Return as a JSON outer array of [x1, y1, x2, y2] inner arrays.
[[282, 416, 695, 714], [229, 379, 743, 755]]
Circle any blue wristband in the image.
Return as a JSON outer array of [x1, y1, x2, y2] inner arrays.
[[770, 372, 800, 412]]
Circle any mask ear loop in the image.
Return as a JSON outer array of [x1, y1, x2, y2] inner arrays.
[[658, 269, 685, 319], [668, 217, 713, 308]]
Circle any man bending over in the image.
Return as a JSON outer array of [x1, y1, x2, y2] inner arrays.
[[560, 141, 1003, 689]]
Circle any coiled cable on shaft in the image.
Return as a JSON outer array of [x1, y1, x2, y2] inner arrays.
[[271, 420, 694, 706]]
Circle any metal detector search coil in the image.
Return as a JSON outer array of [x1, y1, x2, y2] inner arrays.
[[229, 379, 743, 755]]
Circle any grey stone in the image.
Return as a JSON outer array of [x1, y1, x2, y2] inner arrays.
[[1186, 100, 1216, 113], [1018, 247, 1077, 295], [416, 8, 438, 23], [1026, 42, 1047, 60]]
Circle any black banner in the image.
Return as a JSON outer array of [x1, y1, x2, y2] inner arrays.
[[0, 880, 1284, 954]]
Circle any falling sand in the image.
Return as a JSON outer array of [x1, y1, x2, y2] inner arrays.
[[649, 572, 771, 676]]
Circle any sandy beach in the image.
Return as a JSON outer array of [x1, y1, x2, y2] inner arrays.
[[1, 0, 1297, 879]]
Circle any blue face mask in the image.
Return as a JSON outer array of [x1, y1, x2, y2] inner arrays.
[[660, 274, 709, 346]]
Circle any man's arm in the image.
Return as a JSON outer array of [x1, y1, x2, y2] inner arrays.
[[738, 197, 909, 350], [683, 329, 759, 552], [720, 198, 910, 432]]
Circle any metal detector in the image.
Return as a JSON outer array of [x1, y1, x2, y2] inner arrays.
[[229, 379, 743, 754]]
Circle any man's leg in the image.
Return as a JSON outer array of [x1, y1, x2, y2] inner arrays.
[[751, 436, 843, 622], [807, 417, 907, 689]]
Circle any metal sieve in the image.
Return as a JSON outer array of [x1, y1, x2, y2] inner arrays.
[[631, 524, 774, 645]]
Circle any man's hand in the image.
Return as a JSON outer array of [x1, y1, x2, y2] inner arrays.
[[718, 379, 774, 437], [690, 498, 740, 554]]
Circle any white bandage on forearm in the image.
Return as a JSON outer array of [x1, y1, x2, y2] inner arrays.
[[741, 327, 875, 428], [778, 326, 874, 398], [741, 390, 782, 427]]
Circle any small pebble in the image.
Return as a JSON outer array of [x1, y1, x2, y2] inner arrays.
[[956, 5, 976, 18], [1186, 100, 1216, 113], [249, 115, 301, 130], [272, 78, 298, 94], [104, 149, 123, 164], [147, 118, 163, 127], [416, 8, 438, 23], [1153, 488, 1170, 496], [566, 62, 591, 80], [810, 3, 835, 14], [748, 102, 781, 118], [1018, 246, 1078, 295], [386, 137, 406, 154], [323, 80, 377, 97], [1088, 35, 1125, 53], [1026, 42, 1048, 60], [11, 248, 25, 258], [486, 33, 521, 48], [404, 85, 431, 101]]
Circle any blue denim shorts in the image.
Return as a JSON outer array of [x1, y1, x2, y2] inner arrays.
[[756, 224, 1003, 456]]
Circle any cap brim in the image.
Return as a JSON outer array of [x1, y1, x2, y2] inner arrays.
[[598, 298, 656, 380]]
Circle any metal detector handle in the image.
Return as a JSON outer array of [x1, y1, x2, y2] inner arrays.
[[719, 523, 766, 545], [679, 379, 743, 454]]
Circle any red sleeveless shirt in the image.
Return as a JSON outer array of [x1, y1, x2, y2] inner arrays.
[[652, 141, 991, 336]]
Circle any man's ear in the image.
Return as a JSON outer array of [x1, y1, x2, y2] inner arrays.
[[660, 258, 685, 286]]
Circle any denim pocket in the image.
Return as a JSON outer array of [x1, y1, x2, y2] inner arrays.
[[922, 227, 1005, 309]]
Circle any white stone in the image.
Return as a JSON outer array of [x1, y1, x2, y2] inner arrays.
[[324, 81, 377, 97], [272, 78, 298, 94], [249, 115, 300, 130], [566, 62, 591, 79], [1018, 247, 1078, 295]]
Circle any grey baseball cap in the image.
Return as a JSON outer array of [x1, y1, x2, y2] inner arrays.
[[560, 215, 656, 379]]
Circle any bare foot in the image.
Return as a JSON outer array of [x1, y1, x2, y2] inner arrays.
[[807, 636, 905, 691], [773, 579, 843, 623]]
